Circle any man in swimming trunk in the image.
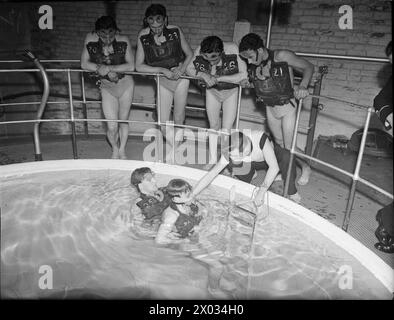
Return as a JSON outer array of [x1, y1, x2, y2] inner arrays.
[[135, 4, 194, 159], [187, 36, 247, 165], [81, 16, 135, 159], [238, 33, 314, 186], [373, 41, 393, 254], [189, 129, 301, 206]]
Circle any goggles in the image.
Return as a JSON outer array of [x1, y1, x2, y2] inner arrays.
[[146, 15, 165, 25]]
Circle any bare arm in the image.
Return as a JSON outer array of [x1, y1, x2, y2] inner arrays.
[[261, 141, 280, 189], [174, 27, 193, 75], [155, 209, 178, 244], [253, 140, 280, 206], [186, 46, 200, 76], [190, 155, 229, 198], [276, 49, 314, 99], [81, 33, 100, 71]]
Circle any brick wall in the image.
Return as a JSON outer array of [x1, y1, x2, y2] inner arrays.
[[1, 0, 392, 144]]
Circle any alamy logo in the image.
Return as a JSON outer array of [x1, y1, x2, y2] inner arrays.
[[38, 5, 53, 30], [38, 265, 53, 290], [338, 265, 353, 290], [338, 5, 353, 30]]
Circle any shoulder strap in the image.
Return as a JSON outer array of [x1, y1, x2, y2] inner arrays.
[[267, 49, 275, 61], [259, 133, 271, 149]]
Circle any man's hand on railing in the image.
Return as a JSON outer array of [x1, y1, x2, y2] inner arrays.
[[107, 71, 119, 83], [97, 64, 110, 77], [240, 79, 253, 88], [199, 73, 217, 88], [170, 65, 184, 80], [160, 68, 175, 80], [294, 85, 309, 100]]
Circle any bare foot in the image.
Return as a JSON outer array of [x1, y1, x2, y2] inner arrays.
[[289, 192, 302, 204], [297, 165, 311, 186], [119, 150, 127, 160], [111, 148, 120, 159]]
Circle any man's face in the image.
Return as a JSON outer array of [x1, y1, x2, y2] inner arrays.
[[147, 15, 165, 35], [97, 28, 116, 46], [239, 48, 263, 65], [201, 51, 222, 66], [140, 172, 158, 194]]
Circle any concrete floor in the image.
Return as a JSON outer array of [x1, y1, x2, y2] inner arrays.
[[0, 134, 393, 268]]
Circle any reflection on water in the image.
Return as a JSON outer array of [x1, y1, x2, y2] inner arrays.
[[0, 170, 391, 299]]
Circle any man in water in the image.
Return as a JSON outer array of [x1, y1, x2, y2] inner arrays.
[[127, 167, 172, 228]]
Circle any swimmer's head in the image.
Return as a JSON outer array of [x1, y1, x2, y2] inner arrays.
[[130, 167, 158, 194], [94, 16, 120, 45], [200, 36, 224, 66], [144, 4, 167, 35], [239, 33, 266, 66], [228, 131, 252, 162], [166, 179, 192, 201]]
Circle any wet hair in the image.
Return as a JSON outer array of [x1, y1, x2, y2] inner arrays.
[[94, 15, 120, 32], [200, 36, 224, 54], [385, 41, 392, 57], [166, 179, 192, 198], [130, 167, 152, 188], [228, 131, 252, 155], [145, 3, 167, 18], [239, 33, 265, 53]]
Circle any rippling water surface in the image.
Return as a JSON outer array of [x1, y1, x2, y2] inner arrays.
[[0, 170, 391, 299]]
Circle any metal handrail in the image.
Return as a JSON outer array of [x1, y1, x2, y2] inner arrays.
[[283, 100, 393, 233], [21, 51, 50, 161]]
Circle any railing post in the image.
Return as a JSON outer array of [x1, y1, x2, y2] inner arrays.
[[156, 74, 163, 162], [67, 69, 78, 159], [266, 0, 274, 49], [284, 98, 303, 197], [305, 66, 328, 158], [235, 84, 242, 130], [342, 107, 373, 232], [80, 73, 89, 138], [24, 51, 49, 161]]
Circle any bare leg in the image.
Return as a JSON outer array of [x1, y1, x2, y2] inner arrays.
[[221, 89, 238, 131], [118, 80, 134, 159], [281, 108, 311, 185], [101, 89, 120, 159], [158, 85, 175, 161], [173, 79, 189, 149], [205, 89, 222, 165], [219, 90, 238, 173]]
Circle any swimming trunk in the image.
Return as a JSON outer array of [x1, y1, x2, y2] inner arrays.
[[100, 75, 134, 98]]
